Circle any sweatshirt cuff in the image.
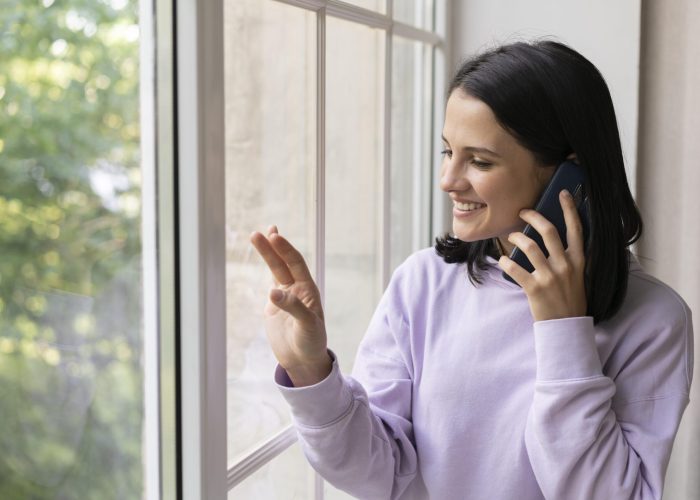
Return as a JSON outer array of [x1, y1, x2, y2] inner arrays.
[[533, 316, 602, 381], [274, 350, 354, 427]]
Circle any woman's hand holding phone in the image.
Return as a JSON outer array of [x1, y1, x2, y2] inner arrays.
[[249, 226, 332, 387], [497, 190, 588, 322]]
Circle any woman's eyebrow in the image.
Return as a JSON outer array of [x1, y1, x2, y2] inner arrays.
[[441, 134, 501, 157]]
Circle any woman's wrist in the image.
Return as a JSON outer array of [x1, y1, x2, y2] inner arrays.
[[285, 353, 333, 387]]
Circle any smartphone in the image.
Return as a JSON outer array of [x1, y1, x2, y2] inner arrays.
[[502, 160, 591, 286]]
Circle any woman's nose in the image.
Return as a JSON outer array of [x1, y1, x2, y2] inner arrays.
[[439, 159, 469, 192]]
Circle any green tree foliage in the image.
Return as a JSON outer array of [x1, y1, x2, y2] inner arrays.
[[0, 0, 142, 497]]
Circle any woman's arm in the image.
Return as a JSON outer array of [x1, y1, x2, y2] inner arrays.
[[275, 268, 423, 500], [250, 226, 417, 497], [500, 192, 693, 498], [276, 346, 420, 499], [524, 314, 692, 499]]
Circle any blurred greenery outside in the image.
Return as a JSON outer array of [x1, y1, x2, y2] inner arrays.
[[0, 0, 143, 498]]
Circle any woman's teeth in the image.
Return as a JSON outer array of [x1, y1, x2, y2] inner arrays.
[[455, 202, 486, 211]]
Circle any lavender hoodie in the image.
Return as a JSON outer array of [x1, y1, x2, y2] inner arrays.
[[275, 248, 693, 499]]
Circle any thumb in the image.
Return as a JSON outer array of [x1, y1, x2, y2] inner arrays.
[[269, 289, 315, 325]]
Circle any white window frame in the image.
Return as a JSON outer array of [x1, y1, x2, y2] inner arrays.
[[142, 0, 181, 498], [176, 0, 229, 498], [145, 0, 451, 498], [146, 0, 229, 498]]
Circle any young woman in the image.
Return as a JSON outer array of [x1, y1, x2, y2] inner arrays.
[[249, 41, 693, 499]]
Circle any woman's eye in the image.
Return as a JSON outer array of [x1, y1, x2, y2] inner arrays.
[[440, 149, 452, 158], [471, 159, 492, 169]]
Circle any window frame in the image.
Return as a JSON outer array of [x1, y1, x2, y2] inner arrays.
[[147, 0, 450, 498], [175, 0, 229, 498], [148, 0, 229, 498]]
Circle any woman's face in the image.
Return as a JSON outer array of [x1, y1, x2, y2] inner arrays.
[[439, 89, 556, 254]]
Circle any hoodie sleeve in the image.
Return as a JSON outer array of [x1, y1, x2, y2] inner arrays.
[[524, 304, 693, 500], [275, 264, 422, 500]]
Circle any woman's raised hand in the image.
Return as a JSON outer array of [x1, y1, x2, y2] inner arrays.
[[249, 226, 332, 387]]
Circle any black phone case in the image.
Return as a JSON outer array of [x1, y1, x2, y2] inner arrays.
[[502, 160, 591, 286]]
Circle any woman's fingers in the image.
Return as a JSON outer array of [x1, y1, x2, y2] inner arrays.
[[498, 255, 533, 288], [507, 231, 550, 271], [560, 190, 585, 263], [518, 208, 565, 259], [250, 231, 294, 286], [268, 233, 315, 285], [250, 227, 317, 288], [269, 288, 316, 325]]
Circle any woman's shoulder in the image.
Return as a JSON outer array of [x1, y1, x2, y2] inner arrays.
[[625, 253, 692, 325], [603, 253, 693, 401], [383, 247, 466, 304], [391, 246, 459, 284]]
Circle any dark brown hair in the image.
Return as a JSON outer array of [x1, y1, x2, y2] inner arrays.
[[435, 40, 643, 324]]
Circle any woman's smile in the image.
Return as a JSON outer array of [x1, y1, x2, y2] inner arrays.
[[452, 202, 486, 218]]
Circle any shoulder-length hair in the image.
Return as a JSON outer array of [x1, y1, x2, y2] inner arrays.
[[435, 40, 642, 324]]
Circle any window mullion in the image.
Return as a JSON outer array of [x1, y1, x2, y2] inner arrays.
[[316, 5, 327, 320], [227, 426, 299, 488], [393, 20, 441, 46], [431, 0, 450, 239], [325, 0, 390, 29], [152, 0, 178, 499], [271, 0, 443, 46], [382, 0, 393, 289], [142, 0, 163, 498], [314, 5, 327, 500], [176, 0, 227, 498], [412, 40, 424, 251]]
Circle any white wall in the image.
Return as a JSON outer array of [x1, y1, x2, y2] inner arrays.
[[637, 1, 700, 497], [441, 0, 641, 233]]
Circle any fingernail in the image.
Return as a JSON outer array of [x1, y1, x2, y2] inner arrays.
[[562, 189, 571, 198]]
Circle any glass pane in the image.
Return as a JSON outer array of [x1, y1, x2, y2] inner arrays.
[[341, 0, 386, 14], [393, 0, 434, 30], [390, 37, 434, 271], [228, 441, 311, 499], [325, 481, 359, 500], [325, 17, 385, 374], [0, 1, 143, 498], [224, 0, 316, 465]]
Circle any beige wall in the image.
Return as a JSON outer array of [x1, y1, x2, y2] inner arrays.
[[637, 1, 700, 498]]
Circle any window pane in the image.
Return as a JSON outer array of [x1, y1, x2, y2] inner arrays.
[[0, 1, 143, 498], [224, 0, 316, 465], [325, 481, 358, 500], [228, 441, 311, 499], [393, 0, 434, 30], [391, 37, 434, 270], [341, 0, 386, 14], [325, 17, 385, 374]]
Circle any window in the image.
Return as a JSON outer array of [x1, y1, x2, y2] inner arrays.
[[0, 0, 446, 497], [224, 0, 446, 497], [0, 0, 146, 498]]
